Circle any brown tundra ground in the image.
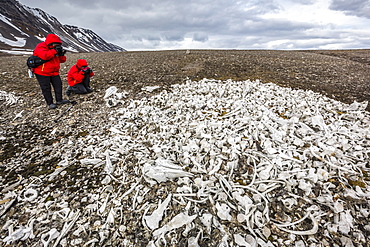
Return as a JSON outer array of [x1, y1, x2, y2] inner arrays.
[[1, 48, 370, 184], [0, 49, 369, 246]]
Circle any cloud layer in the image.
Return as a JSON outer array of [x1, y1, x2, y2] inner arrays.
[[19, 0, 370, 50]]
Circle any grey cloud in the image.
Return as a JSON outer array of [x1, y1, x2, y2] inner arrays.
[[161, 32, 184, 41], [20, 0, 280, 29], [329, 0, 370, 18], [18, 0, 370, 50], [227, 18, 316, 37], [193, 33, 208, 42], [131, 35, 162, 42], [144, 35, 162, 41], [86, 0, 283, 44], [289, 0, 315, 5]]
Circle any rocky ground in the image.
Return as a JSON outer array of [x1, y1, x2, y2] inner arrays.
[[0, 49, 369, 246], [1, 49, 370, 169]]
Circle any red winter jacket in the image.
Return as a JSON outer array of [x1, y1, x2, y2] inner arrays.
[[33, 34, 66, 76], [67, 59, 94, 86]]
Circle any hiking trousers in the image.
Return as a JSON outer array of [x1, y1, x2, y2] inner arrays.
[[67, 74, 91, 94], [35, 74, 63, 105]]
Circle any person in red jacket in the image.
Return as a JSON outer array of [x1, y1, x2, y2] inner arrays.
[[65, 59, 95, 95], [33, 33, 69, 109]]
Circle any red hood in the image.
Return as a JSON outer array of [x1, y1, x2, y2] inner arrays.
[[77, 59, 88, 67], [45, 34, 62, 45]]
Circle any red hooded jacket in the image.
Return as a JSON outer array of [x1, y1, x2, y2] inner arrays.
[[33, 34, 66, 76], [67, 59, 94, 86]]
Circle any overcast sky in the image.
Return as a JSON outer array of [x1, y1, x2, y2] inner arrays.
[[18, 0, 370, 51]]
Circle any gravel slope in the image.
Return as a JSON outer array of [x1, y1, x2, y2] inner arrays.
[[1, 49, 370, 191], [0, 49, 369, 246]]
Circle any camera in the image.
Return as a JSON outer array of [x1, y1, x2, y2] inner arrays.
[[54, 45, 66, 56], [83, 68, 92, 74]]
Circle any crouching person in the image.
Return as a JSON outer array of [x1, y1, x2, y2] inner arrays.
[[66, 59, 94, 96]]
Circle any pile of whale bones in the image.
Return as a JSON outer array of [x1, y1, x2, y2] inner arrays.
[[1, 78, 370, 246]]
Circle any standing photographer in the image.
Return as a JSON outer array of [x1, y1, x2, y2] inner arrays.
[[33, 33, 69, 109], [65, 59, 95, 95]]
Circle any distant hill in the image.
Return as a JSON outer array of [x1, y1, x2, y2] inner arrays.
[[0, 0, 126, 55]]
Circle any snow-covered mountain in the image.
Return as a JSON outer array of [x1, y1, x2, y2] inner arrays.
[[0, 0, 126, 55]]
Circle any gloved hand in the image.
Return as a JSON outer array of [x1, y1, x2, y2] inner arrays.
[[54, 45, 65, 56], [82, 68, 92, 74]]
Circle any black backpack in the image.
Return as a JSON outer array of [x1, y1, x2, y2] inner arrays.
[[27, 55, 50, 68]]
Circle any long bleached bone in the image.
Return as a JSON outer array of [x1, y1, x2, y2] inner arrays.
[[143, 159, 193, 184], [275, 213, 319, 235], [152, 212, 197, 238], [52, 210, 80, 247], [310, 147, 357, 174], [143, 194, 172, 230]]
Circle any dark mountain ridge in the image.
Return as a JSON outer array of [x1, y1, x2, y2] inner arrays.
[[0, 0, 125, 54]]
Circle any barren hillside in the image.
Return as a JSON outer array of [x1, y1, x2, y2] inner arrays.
[[1, 49, 369, 166], [0, 50, 369, 246]]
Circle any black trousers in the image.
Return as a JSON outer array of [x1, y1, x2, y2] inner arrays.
[[35, 74, 63, 105], [68, 74, 91, 94]]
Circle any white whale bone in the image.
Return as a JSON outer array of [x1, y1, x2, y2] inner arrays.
[[188, 229, 202, 247], [143, 194, 172, 230], [52, 210, 80, 247], [216, 202, 232, 221], [234, 233, 257, 247], [276, 213, 319, 235], [53, 208, 71, 220], [215, 174, 233, 200], [99, 194, 110, 214], [152, 212, 197, 238], [311, 114, 327, 131], [3, 219, 36, 244], [199, 213, 212, 234], [142, 85, 160, 92], [12, 110, 24, 121], [273, 209, 311, 228], [143, 159, 193, 184], [83, 238, 99, 247], [120, 177, 142, 200], [104, 207, 116, 225], [309, 147, 357, 174], [233, 185, 270, 222], [47, 164, 69, 181], [104, 151, 114, 174], [0, 90, 19, 105], [80, 158, 103, 166], [41, 228, 60, 247], [23, 188, 38, 202], [104, 86, 118, 99]]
